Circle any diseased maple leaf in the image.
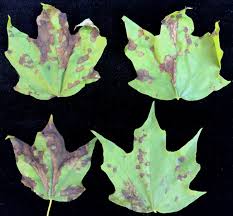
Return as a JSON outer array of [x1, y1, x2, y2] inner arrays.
[[7, 115, 96, 214], [123, 8, 230, 101], [5, 3, 107, 100], [92, 102, 206, 213]]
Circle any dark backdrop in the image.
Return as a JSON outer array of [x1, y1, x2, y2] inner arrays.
[[0, 0, 232, 215]]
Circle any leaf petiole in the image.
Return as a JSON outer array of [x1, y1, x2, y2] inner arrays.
[[46, 199, 53, 216]]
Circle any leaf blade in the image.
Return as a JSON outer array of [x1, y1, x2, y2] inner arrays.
[[123, 9, 230, 101], [93, 103, 206, 213], [5, 4, 107, 99], [8, 116, 96, 202]]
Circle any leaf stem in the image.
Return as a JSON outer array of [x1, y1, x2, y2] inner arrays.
[[46, 199, 53, 216]]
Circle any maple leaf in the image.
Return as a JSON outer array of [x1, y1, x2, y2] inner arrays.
[[123, 8, 230, 101], [5, 3, 107, 100], [92, 102, 206, 213], [7, 115, 96, 214]]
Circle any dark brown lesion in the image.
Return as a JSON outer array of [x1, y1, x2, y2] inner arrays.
[[134, 133, 147, 143], [21, 176, 36, 190], [138, 29, 144, 37], [76, 65, 85, 72], [11, 137, 49, 192], [41, 119, 92, 197], [67, 80, 80, 89], [127, 39, 137, 51], [136, 69, 154, 83], [31, 7, 79, 68], [82, 69, 100, 81], [163, 17, 178, 46], [137, 148, 147, 164], [61, 185, 85, 201], [121, 180, 145, 211], [177, 173, 188, 181], [184, 27, 192, 47], [90, 28, 100, 42], [178, 156, 186, 163], [136, 50, 145, 57], [174, 196, 179, 202], [19, 54, 34, 68], [33, 9, 55, 64], [77, 54, 89, 64], [159, 55, 176, 84]]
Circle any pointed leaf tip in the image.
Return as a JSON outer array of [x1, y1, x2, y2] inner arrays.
[[7, 15, 12, 27], [48, 114, 54, 124], [5, 135, 14, 140]]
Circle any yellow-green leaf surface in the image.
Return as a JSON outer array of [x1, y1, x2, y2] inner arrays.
[[7, 116, 96, 202], [5, 3, 107, 100], [92, 102, 206, 213], [123, 8, 230, 101]]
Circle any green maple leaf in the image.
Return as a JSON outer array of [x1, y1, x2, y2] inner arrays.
[[7, 116, 96, 215], [123, 8, 230, 101], [92, 102, 206, 213], [5, 3, 107, 100]]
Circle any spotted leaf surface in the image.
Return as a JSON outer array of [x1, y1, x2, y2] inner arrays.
[[92, 102, 205, 213], [123, 8, 230, 101], [5, 3, 107, 100], [7, 116, 96, 202]]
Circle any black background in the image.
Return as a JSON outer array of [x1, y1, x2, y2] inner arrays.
[[0, 0, 232, 215]]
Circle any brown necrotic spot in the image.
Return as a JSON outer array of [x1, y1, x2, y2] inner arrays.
[[178, 156, 186, 163], [21, 176, 36, 190], [136, 51, 144, 57], [175, 165, 181, 171], [87, 48, 92, 53], [61, 186, 85, 201], [11, 137, 49, 192], [159, 55, 176, 84], [138, 29, 144, 37], [19, 54, 34, 68], [137, 134, 147, 143], [83, 69, 100, 80], [76, 66, 84, 72], [77, 54, 89, 64], [136, 165, 140, 169], [186, 37, 192, 45], [34, 10, 54, 64], [121, 180, 144, 211], [174, 196, 179, 202], [59, 12, 68, 27], [137, 149, 146, 164], [33, 8, 79, 68], [136, 69, 154, 83], [90, 28, 99, 42], [68, 80, 80, 89], [81, 157, 91, 167], [165, 18, 178, 45], [77, 145, 88, 157], [177, 173, 188, 181], [139, 173, 145, 178], [127, 39, 137, 51], [113, 167, 117, 173]]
